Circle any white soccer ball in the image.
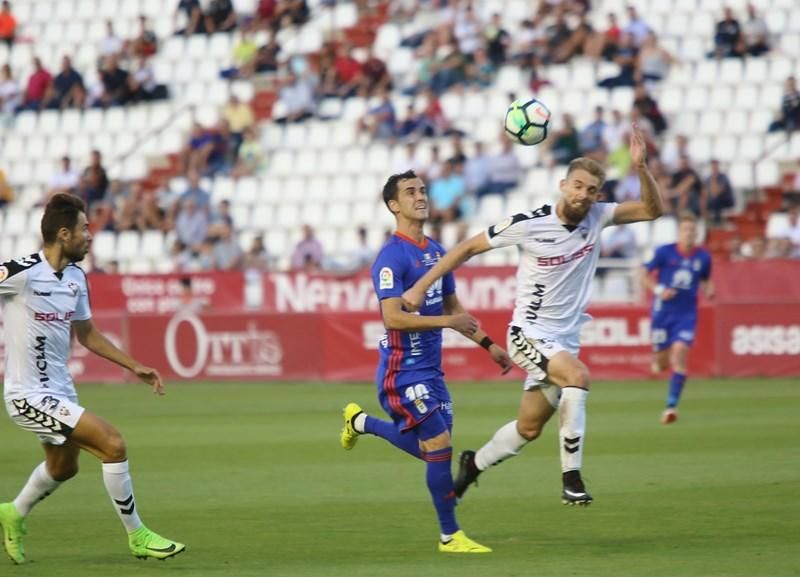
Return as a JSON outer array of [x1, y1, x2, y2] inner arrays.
[[504, 97, 551, 146]]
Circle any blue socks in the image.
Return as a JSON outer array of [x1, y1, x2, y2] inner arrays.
[[364, 416, 422, 459], [424, 447, 459, 536], [667, 372, 687, 408]]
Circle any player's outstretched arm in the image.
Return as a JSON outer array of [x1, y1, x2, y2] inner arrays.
[[72, 319, 165, 395], [380, 297, 478, 336], [613, 124, 664, 225], [402, 232, 493, 311], [443, 294, 513, 374]]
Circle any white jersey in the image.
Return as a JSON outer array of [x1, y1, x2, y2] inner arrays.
[[486, 202, 618, 338], [0, 252, 92, 399]]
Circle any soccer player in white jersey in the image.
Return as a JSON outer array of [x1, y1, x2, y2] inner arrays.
[[0, 194, 185, 564], [402, 126, 663, 506]]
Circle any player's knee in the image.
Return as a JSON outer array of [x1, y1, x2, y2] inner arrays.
[[517, 420, 543, 441], [564, 367, 591, 389], [103, 432, 128, 462]]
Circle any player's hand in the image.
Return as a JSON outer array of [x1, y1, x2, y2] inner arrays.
[[630, 123, 647, 167], [401, 287, 425, 312], [489, 344, 514, 375], [661, 288, 678, 300], [132, 364, 165, 395], [450, 313, 479, 337]]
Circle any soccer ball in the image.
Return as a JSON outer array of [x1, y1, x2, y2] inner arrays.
[[504, 98, 551, 146]]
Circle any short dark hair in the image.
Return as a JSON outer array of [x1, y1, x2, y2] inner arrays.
[[382, 170, 418, 210], [41, 193, 86, 244]]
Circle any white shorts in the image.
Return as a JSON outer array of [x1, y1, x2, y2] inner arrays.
[[5, 393, 85, 445], [507, 326, 581, 409]]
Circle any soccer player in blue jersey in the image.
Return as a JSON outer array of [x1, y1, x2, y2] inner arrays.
[[339, 170, 513, 554], [641, 212, 714, 424]]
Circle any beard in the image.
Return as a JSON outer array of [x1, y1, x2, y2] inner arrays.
[[562, 202, 591, 223], [65, 244, 88, 263]]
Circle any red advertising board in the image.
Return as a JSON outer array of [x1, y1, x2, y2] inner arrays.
[[88, 272, 245, 314]]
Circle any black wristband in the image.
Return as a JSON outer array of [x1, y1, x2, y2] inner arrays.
[[479, 336, 494, 350]]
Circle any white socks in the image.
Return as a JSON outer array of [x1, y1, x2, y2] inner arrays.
[[13, 462, 62, 516], [353, 412, 367, 433], [102, 461, 143, 533], [559, 387, 588, 473], [474, 420, 529, 471]]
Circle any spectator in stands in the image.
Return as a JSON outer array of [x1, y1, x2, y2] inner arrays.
[[511, 16, 543, 66], [99, 55, 130, 107], [231, 127, 265, 177], [579, 106, 607, 160], [255, 0, 277, 30], [662, 133, 690, 173], [485, 12, 511, 67], [0, 63, 21, 117], [553, 9, 594, 63], [703, 159, 735, 226], [388, 0, 417, 24], [205, 0, 237, 34], [21, 57, 52, 111], [48, 156, 81, 195], [396, 104, 423, 139], [597, 32, 637, 88], [429, 159, 466, 224], [181, 169, 211, 209], [597, 223, 636, 278], [768, 76, 800, 133], [636, 33, 675, 84], [781, 165, 800, 207], [0, 1, 16, 48], [128, 15, 159, 59], [466, 47, 496, 88], [212, 223, 243, 270], [222, 94, 254, 151], [464, 141, 491, 197], [358, 89, 397, 141], [274, 70, 314, 123], [739, 236, 768, 260], [210, 199, 234, 230], [633, 83, 667, 135], [137, 188, 166, 231], [485, 138, 522, 197], [45, 56, 85, 110], [274, 0, 310, 28], [321, 42, 362, 98], [453, 3, 482, 58], [350, 226, 374, 270], [80, 150, 109, 208], [175, 196, 209, 250], [417, 88, 450, 137], [253, 34, 281, 74], [602, 108, 626, 153], [290, 224, 323, 271], [584, 12, 620, 62], [774, 204, 800, 258], [0, 167, 13, 208], [712, 7, 744, 59], [244, 235, 271, 271], [666, 154, 702, 216], [549, 113, 581, 166], [742, 3, 769, 56], [100, 20, 124, 58], [357, 48, 391, 98], [623, 4, 651, 47], [175, 0, 206, 35], [615, 165, 642, 203], [128, 56, 166, 102], [541, 6, 572, 64]]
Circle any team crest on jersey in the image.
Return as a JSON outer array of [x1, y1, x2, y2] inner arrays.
[[68, 282, 79, 296], [379, 267, 394, 289], [0, 266, 7, 283], [693, 259, 701, 271], [492, 217, 514, 235]]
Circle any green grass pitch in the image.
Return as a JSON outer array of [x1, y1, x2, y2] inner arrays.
[[0, 379, 798, 577]]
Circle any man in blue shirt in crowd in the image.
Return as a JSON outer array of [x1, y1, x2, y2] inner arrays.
[[340, 170, 512, 553], [641, 212, 714, 424]]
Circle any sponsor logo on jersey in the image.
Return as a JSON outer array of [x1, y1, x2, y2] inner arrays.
[[34, 336, 49, 384], [34, 311, 75, 322], [379, 267, 394, 290], [0, 266, 7, 283], [537, 243, 595, 267]]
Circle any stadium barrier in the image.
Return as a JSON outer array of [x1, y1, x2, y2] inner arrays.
[[1, 264, 797, 383]]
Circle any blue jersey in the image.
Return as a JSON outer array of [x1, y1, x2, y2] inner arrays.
[[370, 233, 455, 382], [645, 244, 712, 319]]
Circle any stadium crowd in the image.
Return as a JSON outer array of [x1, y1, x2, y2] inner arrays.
[[1, 0, 799, 274]]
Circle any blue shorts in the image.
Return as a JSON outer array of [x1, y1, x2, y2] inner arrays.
[[376, 371, 453, 433], [651, 314, 697, 352]]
